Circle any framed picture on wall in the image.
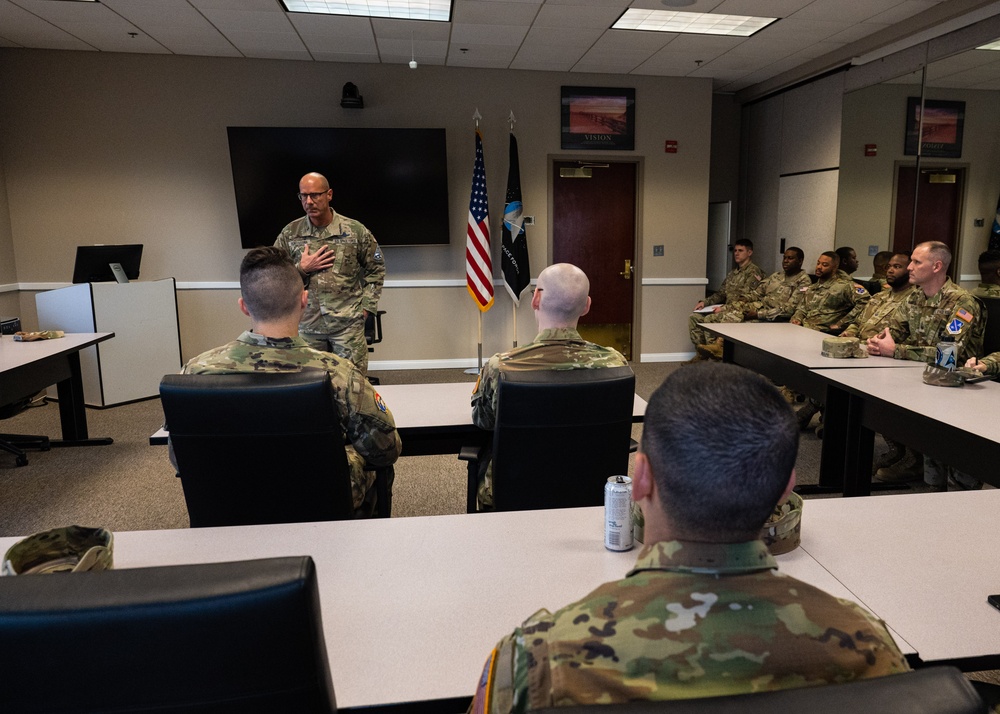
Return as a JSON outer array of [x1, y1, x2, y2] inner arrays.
[[561, 86, 635, 151], [904, 97, 965, 158]]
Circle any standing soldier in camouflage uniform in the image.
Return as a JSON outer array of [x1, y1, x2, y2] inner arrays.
[[867, 242, 984, 490], [181, 247, 401, 514], [790, 251, 869, 332], [274, 172, 386, 375], [689, 238, 765, 348], [690, 247, 810, 354], [471, 263, 629, 508], [470, 363, 908, 714], [973, 249, 1000, 299]]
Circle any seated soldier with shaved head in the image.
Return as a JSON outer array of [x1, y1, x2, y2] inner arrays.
[[470, 363, 908, 713], [470, 263, 629, 509]]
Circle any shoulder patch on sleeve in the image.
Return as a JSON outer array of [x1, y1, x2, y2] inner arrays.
[[472, 649, 498, 714], [956, 308, 974, 324], [373, 391, 387, 413]]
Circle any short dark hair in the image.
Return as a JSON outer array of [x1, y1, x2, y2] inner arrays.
[[785, 246, 804, 262], [820, 250, 840, 267], [734, 239, 754, 251], [891, 251, 911, 263], [873, 251, 893, 267], [239, 247, 303, 322], [640, 363, 799, 542], [978, 249, 1000, 279], [835, 246, 856, 261]]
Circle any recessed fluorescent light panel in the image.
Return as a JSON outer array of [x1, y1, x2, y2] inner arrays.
[[282, 1, 451, 21], [613, 9, 776, 37], [976, 39, 1000, 50]]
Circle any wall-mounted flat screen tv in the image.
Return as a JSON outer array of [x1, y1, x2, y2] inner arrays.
[[227, 127, 450, 248]]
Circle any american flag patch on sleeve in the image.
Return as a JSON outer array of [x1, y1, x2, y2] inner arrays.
[[956, 308, 974, 323]]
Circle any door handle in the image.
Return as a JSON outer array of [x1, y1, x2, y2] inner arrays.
[[619, 259, 633, 280]]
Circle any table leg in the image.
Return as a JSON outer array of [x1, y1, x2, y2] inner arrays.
[[51, 351, 113, 448]]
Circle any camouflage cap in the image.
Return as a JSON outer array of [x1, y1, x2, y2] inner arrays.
[[760, 492, 802, 555], [2, 526, 114, 575], [921, 364, 964, 388], [821, 336, 867, 359]]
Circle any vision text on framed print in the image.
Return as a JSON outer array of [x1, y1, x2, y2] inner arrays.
[[561, 86, 635, 151], [904, 98, 965, 158]]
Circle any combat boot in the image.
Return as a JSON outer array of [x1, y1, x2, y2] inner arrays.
[[795, 400, 818, 431], [872, 438, 905, 472], [696, 339, 723, 361], [875, 448, 922, 483]]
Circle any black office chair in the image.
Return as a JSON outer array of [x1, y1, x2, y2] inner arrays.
[[0, 556, 338, 714], [0, 393, 50, 467], [978, 296, 1000, 357], [859, 278, 883, 296], [364, 309, 386, 385], [160, 371, 390, 527], [532, 667, 984, 714], [460, 366, 636, 512]]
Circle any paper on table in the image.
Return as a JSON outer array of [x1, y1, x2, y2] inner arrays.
[[693, 306, 718, 314]]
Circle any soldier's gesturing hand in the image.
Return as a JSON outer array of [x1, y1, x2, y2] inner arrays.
[[300, 244, 336, 274]]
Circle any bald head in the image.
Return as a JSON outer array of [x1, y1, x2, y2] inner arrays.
[[533, 263, 591, 327], [300, 172, 330, 191]]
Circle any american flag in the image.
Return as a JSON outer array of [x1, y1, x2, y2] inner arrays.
[[466, 129, 494, 312]]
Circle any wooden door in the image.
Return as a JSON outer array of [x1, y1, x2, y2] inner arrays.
[[552, 161, 636, 359], [893, 166, 964, 278]]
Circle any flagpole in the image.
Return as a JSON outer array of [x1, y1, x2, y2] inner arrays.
[[465, 108, 488, 375]]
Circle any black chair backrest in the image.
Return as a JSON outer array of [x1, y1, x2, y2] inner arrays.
[[859, 278, 883, 296], [492, 365, 635, 511], [0, 556, 338, 714], [533, 667, 984, 714], [978, 296, 1000, 356], [160, 371, 354, 527]]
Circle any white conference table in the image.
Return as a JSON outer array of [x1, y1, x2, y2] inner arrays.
[[798, 489, 1000, 669], [814, 367, 1000, 494], [702, 323, 925, 495], [0, 506, 890, 713], [0, 332, 115, 447], [150, 381, 648, 453]]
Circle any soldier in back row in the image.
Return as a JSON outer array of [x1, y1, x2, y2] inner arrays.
[[688, 238, 765, 350]]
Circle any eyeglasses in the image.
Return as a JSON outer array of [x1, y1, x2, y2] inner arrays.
[[297, 192, 327, 202]]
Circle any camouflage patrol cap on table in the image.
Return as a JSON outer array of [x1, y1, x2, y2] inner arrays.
[[921, 364, 965, 387], [2, 526, 113, 575], [821, 336, 868, 359], [760, 492, 802, 555]]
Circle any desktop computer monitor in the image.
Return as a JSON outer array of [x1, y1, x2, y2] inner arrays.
[[72, 244, 143, 283]]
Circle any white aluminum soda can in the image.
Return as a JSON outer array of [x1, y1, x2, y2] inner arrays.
[[604, 476, 634, 551]]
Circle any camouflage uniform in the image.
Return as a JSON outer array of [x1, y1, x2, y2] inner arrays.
[[976, 352, 1000, 377], [471, 328, 629, 507], [690, 270, 810, 345], [181, 331, 401, 509], [689, 262, 766, 345], [275, 212, 386, 374], [790, 271, 869, 333], [973, 282, 1000, 299], [839, 285, 914, 340], [471, 539, 909, 714], [882, 278, 983, 364]]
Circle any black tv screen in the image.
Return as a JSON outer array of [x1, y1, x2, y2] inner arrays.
[[227, 127, 450, 248], [73, 244, 143, 283]]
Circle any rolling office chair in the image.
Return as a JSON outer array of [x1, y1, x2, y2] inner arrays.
[[160, 371, 391, 527], [0, 393, 50, 467], [532, 667, 985, 714], [459, 366, 636, 513], [364, 309, 386, 385], [0, 556, 338, 714], [978, 296, 1000, 357]]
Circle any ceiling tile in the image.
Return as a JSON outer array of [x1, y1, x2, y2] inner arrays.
[[534, 3, 622, 29], [452, 0, 540, 25], [451, 22, 529, 45]]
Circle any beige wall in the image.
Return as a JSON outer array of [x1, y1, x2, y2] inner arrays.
[[837, 83, 1000, 281], [0, 48, 713, 364]]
